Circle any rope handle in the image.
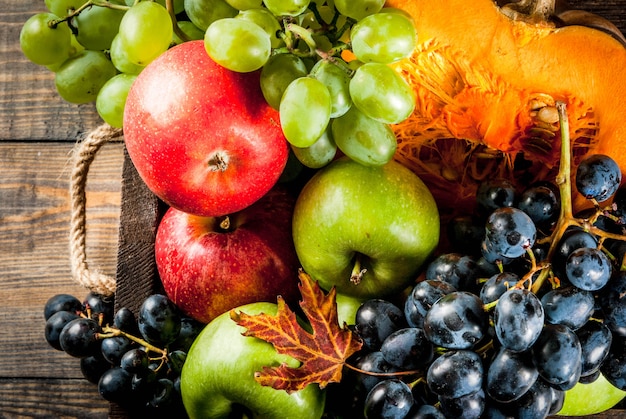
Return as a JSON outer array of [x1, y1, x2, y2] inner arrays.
[[69, 123, 124, 297]]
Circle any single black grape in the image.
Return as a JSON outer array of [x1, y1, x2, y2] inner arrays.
[[80, 354, 111, 384], [355, 299, 406, 350], [484, 207, 537, 259], [171, 317, 204, 352], [44, 294, 83, 320], [113, 306, 139, 335], [541, 285, 595, 330], [59, 317, 102, 358], [363, 379, 414, 419], [120, 348, 150, 374], [493, 288, 544, 352], [101, 335, 133, 365], [438, 388, 485, 419], [424, 253, 481, 292], [532, 323, 582, 389], [424, 291, 488, 350], [565, 247, 612, 291], [575, 153, 622, 202], [487, 347, 538, 403], [45, 310, 80, 351], [476, 178, 517, 213], [380, 327, 432, 370], [576, 320, 613, 377], [138, 294, 182, 346], [426, 350, 483, 399], [479, 272, 520, 305], [404, 280, 456, 329], [551, 227, 598, 281], [506, 378, 553, 419], [148, 378, 176, 408], [83, 292, 115, 325], [517, 183, 560, 232], [98, 366, 133, 404], [446, 214, 485, 257]]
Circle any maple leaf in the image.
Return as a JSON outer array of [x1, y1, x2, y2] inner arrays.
[[230, 270, 363, 393]]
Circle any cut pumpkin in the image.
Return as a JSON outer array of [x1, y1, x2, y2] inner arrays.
[[386, 0, 626, 216]]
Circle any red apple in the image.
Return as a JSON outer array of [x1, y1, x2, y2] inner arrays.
[[123, 40, 288, 217], [155, 187, 301, 324]]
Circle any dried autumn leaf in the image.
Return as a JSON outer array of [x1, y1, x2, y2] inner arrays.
[[230, 270, 363, 393]]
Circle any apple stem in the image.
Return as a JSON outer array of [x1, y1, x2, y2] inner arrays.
[[218, 215, 231, 231], [208, 153, 228, 172], [350, 254, 367, 285]]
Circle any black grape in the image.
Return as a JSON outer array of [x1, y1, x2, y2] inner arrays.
[[44, 293, 83, 320], [493, 288, 544, 352], [575, 154, 622, 202], [532, 323, 582, 389], [355, 299, 406, 350], [487, 347, 538, 403], [426, 350, 483, 399], [59, 317, 102, 358], [363, 379, 414, 419], [138, 294, 182, 346], [541, 286, 595, 330]]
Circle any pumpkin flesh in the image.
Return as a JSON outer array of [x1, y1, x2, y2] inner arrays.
[[387, 0, 626, 215]]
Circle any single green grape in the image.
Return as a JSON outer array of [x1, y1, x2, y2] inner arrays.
[[260, 53, 308, 109], [184, 0, 237, 30], [96, 73, 136, 128], [235, 8, 284, 49], [44, 0, 83, 17], [172, 20, 205, 44], [280, 77, 332, 148], [205, 18, 271, 72], [125, 0, 185, 14], [46, 34, 84, 72], [55, 50, 117, 103], [225, 0, 263, 9], [349, 62, 415, 124], [310, 59, 352, 118], [110, 34, 145, 74], [291, 126, 337, 169], [74, 4, 126, 51], [331, 106, 397, 166], [350, 12, 417, 63], [262, 0, 310, 17], [334, 0, 385, 20], [118, 1, 173, 66], [20, 13, 72, 66]]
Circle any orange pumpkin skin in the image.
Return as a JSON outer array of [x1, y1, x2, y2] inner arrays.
[[386, 0, 626, 215]]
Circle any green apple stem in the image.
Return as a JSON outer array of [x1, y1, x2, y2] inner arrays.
[[350, 254, 367, 285]]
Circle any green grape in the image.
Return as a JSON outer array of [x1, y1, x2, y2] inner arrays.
[[260, 53, 308, 109], [349, 62, 415, 124], [350, 12, 416, 63], [20, 13, 72, 66], [46, 34, 84, 71], [379, 6, 414, 20], [110, 34, 145, 74], [45, 0, 83, 17], [172, 20, 205, 45], [54, 50, 117, 103], [236, 8, 284, 49], [280, 77, 332, 148], [334, 0, 384, 20], [74, 5, 126, 51], [331, 106, 396, 166], [118, 1, 173, 66], [310, 59, 352, 118], [125, 0, 185, 14], [291, 126, 337, 168], [96, 73, 136, 128], [184, 0, 237, 31], [205, 18, 271, 72], [225, 0, 263, 9], [263, 0, 310, 17]]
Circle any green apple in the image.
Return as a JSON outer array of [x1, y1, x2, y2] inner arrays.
[[292, 157, 439, 299], [558, 373, 626, 416], [181, 302, 326, 419]]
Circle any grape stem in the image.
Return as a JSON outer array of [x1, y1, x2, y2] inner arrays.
[[166, 0, 190, 43], [49, 0, 129, 28], [98, 325, 168, 357]]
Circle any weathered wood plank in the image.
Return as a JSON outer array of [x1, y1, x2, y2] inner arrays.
[[0, 141, 123, 381], [0, 378, 108, 418]]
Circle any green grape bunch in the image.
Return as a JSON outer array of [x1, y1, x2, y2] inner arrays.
[[20, 0, 420, 171]]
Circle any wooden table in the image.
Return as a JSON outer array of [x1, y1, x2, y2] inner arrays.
[[1, 0, 626, 417]]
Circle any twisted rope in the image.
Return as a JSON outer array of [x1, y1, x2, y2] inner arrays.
[[69, 123, 124, 296]]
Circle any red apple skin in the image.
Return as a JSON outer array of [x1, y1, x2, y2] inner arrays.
[[155, 187, 301, 324], [123, 40, 288, 217]]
